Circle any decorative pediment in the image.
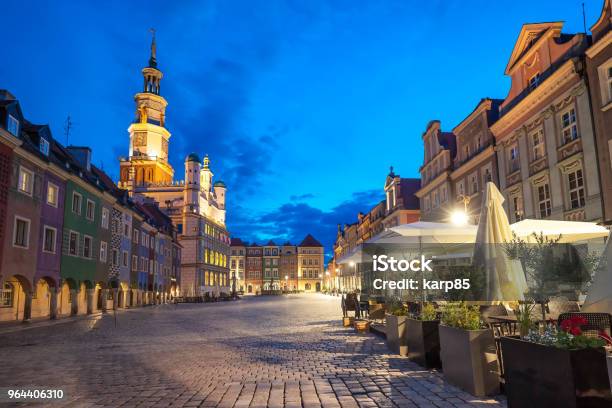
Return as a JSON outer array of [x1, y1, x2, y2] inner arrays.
[[590, 0, 611, 40], [505, 22, 564, 75]]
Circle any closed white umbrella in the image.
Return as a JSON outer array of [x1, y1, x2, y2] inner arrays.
[[475, 182, 528, 301], [582, 237, 612, 313]]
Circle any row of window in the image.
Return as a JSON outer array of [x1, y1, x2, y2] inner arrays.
[[510, 168, 586, 221], [422, 165, 494, 213], [199, 270, 229, 287], [12, 216, 177, 269], [507, 107, 579, 173], [18, 167, 111, 229]]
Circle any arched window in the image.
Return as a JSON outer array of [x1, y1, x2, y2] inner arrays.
[[1, 282, 14, 307], [305, 283, 311, 291]]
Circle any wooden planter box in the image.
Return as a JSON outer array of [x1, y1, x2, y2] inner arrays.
[[354, 319, 370, 333], [385, 314, 408, 356], [500, 337, 612, 408], [343, 316, 354, 327], [608, 355, 612, 392], [439, 325, 499, 397], [406, 318, 441, 369]]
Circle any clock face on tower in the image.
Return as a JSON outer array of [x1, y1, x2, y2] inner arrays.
[[134, 132, 147, 147]]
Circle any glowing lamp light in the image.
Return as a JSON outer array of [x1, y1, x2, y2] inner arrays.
[[349, 261, 355, 267], [285, 275, 288, 280], [451, 210, 469, 226]]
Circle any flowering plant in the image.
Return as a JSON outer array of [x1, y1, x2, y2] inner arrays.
[[523, 317, 608, 349]]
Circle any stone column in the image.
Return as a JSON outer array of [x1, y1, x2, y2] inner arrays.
[[49, 288, 58, 320], [86, 289, 94, 314], [101, 289, 108, 313], [518, 130, 534, 218], [113, 289, 118, 311], [70, 289, 79, 316], [543, 107, 564, 218], [23, 291, 32, 322]]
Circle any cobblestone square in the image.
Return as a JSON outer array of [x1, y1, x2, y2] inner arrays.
[[0, 294, 506, 407]]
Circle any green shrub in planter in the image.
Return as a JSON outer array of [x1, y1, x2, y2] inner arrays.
[[385, 298, 408, 355], [439, 302, 499, 397], [502, 317, 612, 407]]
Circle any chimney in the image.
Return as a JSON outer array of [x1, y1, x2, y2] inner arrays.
[[66, 146, 92, 172]]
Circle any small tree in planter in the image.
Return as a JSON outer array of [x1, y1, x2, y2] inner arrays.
[[385, 297, 408, 355], [501, 316, 612, 407], [406, 303, 442, 369], [439, 302, 500, 397], [504, 233, 598, 321]]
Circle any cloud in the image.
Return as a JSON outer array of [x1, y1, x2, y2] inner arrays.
[[227, 188, 383, 260], [290, 193, 315, 201]]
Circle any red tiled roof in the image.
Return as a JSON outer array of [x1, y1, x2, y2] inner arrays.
[[298, 234, 322, 247]]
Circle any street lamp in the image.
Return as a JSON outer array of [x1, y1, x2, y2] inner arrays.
[[451, 194, 471, 225]]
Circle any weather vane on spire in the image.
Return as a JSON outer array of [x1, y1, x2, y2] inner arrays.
[[148, 28, 157, 68]]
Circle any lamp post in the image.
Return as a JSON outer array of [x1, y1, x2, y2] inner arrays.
[[232, 271, 237, 299], [451, 194, 471, 225]]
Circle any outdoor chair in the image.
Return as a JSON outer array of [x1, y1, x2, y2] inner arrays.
[[341, 293, 360, 318], [557, 312, 612, 338], [548, 296, 580, 320]]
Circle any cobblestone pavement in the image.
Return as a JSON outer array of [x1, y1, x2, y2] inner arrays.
[[0, 294, 506, 407]]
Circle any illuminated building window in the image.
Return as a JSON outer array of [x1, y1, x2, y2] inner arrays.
[[537, 183, 551, 218], [1, 283, 14, 307], [567, 169, 585, 209], [561, 108, 578, 145]]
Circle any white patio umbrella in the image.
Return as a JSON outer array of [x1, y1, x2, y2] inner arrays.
[[390, 221, 477, 244], [388, 221, 479, 301], [582, 236, 612, 313], [510, 219, 610, 243], [475, 182, 528, 301]]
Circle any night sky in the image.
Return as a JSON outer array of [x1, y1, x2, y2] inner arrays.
[[1, 0, 601, 258]]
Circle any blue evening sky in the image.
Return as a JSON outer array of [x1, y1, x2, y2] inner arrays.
[[1, 0, 602, 256]]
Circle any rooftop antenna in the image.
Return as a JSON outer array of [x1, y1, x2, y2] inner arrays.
[[582, 2, 587, 34], [64, 116, 73, 145]]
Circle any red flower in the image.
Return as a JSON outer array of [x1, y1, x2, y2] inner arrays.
[[560, 319, 572, 331], [569, 326, 582, 336], [560, 317, 588, 336]]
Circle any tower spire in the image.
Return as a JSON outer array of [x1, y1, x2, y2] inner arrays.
[[149, 28, 157, 68]]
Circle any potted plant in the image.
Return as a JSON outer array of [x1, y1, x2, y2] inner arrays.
[[439, 302, 499, 397], [514, 302, 536, 337], [385, 298, 408, 356], [406, 303, 441, 369], [501, 316, 612, 407]]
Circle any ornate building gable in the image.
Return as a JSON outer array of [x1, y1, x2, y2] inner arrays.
[[591, 0, 611, 42], [500, 22, 588, 117]]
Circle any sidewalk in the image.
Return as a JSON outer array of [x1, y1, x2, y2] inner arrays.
[[0, 304, 171, 335]]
